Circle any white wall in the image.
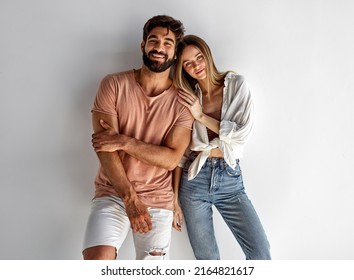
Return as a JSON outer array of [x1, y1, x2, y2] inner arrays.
[[1, 0, 353, 260]]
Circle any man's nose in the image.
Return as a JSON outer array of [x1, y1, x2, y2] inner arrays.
[[153, 42, 164, 52]]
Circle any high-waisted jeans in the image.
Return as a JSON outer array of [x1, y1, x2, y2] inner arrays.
[[179, 155, 271, 260]]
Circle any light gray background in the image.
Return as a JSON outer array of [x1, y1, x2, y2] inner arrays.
[[1, 0, 353, 260]]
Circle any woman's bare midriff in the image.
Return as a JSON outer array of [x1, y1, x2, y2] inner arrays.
[[196, 148, 224, 158]]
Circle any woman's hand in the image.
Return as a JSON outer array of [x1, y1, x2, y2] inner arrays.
[[177, 90, 204, 121], [173, 200, 183, 232]]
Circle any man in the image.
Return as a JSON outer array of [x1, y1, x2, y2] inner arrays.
[[82, 15, 193, 260]]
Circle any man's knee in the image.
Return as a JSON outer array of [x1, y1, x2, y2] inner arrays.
[[143, 247, 168, 260], [148, 248, 166, 256], [83, 245, 117, 260]]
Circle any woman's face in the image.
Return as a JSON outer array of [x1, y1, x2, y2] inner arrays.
[[181, 45, 207, 81]]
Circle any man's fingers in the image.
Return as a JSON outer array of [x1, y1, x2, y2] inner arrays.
[[131, 213, 152, 233], [140, 214, 152, 232], [145, 217, 152, 231], [99, 119, 111, 129], [131, 223, 138, 232], [92, 130, 107, 140]]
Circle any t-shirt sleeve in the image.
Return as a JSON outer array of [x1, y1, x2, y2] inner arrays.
[[178, 146, 191, 168], [92, 75, 118, 116], [174, 106, 194, 130]]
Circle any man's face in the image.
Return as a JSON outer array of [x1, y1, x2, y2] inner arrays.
[[142, 27, 176, 73]]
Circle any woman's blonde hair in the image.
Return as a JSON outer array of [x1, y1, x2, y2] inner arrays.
[[173, 35, 229, 94]]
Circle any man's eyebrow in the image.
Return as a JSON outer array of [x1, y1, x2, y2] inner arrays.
[[147, 34, 158, 40], [165, 37, 175, 44]]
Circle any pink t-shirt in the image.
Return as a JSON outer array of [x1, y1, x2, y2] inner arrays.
[[92, 70, 193, 210]]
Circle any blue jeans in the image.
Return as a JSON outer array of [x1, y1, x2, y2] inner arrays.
[[179, 155, 271, 260]]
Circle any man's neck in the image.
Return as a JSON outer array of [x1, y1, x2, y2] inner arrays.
[[135, 66, 172, 97]]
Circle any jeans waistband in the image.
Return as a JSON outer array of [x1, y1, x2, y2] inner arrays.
[[205, 157, 227, 168], [190, 151, 239, 168]]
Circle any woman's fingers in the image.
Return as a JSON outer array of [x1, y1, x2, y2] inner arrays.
[[177, 97, 190, 107], [178, 90, 196, 105]]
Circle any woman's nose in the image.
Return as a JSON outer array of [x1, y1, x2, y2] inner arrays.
[[192, 61, 200, 69]]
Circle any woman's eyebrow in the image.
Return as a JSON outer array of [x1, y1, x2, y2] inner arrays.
[[183, 52, 202, 63]]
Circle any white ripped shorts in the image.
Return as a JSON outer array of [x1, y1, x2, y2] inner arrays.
[[82, 195, 173, 260]]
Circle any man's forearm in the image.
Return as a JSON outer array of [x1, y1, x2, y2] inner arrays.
[[96, 150, 153, 233], [97, 151, 137, 201], [121, 136, 180, 171], [92, 120, 191, 171]]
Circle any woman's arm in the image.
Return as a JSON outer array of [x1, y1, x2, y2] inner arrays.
[[195, 113, 220, 134], [172, 167, 183, 231], [177, 90, 220, 134]]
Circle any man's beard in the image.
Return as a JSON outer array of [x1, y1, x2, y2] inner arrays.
[[143, 51, 175, 73]]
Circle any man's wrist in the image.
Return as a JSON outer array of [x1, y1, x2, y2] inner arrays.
[[121, 188, 138, 204], [117, 134, 131, 152]]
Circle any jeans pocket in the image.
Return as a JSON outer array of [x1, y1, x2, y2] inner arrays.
[[225, 163, 241, 177]]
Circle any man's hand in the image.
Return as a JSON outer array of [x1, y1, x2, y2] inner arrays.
[[124, 197, 153, 233], [92, 120, 126, 152]]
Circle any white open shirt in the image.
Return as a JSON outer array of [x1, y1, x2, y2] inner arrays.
[[179, 72, 254, 180]]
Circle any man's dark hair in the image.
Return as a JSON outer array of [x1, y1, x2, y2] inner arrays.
[[143, 15, 185, 46]]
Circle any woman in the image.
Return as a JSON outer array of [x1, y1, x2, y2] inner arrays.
[[172, 35, 271, 260]]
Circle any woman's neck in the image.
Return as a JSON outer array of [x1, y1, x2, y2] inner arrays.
[[198, 80, 222, 101]]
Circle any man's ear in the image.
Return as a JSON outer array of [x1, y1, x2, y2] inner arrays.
[[141, 41, 145, 52]]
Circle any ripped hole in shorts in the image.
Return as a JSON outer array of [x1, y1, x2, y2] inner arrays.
[[146, 248, 166, 256]]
